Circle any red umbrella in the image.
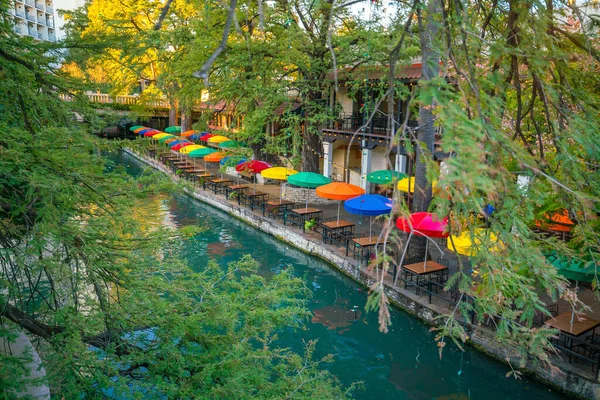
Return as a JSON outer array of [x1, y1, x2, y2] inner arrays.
[[395, 212, 448, 282], [143, 129, 161, 137], [236, 160, 272, 193], [171, 142, 193, 151], [236, 160, 272, 173], [199, 133, 216, 141]]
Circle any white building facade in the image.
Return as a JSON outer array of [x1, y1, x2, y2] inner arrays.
[[10, 0, 57, 42]]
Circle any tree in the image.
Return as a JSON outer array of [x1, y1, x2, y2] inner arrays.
[[0, 4, 352, 396]]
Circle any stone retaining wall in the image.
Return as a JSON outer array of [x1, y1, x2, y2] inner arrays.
[[281, 183, 331, 204], [125, 149, 599, 400]]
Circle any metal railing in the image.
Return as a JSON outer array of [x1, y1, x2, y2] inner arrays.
[[15, 10, 25, 18], [327, 112, 418, 134], [35, 2, 43, 9], [60, 93, 170, 109], [28, 28, 37, 38], [48, 33, 55, 41], [46, 18, 54, 28], [14, 25, 22, 34], [25, 0, 34, 6], [26, 13, 35, 21], [46, 6, 53, 13]]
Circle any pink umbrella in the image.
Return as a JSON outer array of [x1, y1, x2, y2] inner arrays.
[[395, 212, 449, 278], [171, 142, 193, 151], [143, 129, 161, 137]]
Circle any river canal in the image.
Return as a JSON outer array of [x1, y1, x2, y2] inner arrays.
[[115, 151, 564, 400]]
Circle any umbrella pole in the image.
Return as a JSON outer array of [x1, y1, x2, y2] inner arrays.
[[369, 216, 372, 238], [337, 201, 341, 224], [393, 231, 413, 286], [305, 189, 309, 210], [570, 280, 579, 329], [280, 184, 283, 204], [254, 174, 256, 195], [423, 239, 429, 270]]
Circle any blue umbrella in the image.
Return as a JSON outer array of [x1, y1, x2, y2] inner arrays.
[[137, 128, 151, 135], [344, 194, 392, 237], [190, 133, 202, 141], [219, 156, 247, 166]]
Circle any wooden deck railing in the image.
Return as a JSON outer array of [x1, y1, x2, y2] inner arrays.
[[60, 93, 170, 108]]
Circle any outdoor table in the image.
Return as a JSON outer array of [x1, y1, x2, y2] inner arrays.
[[263, 200, 295, 219], [207, 178, 232, 194], [287, 207, 323, 232], [400, 261, 449, 300], [242, 191, 268, 211], [225, 184, 249, 203], [196, 173, 213, 188], [320, 220, 355, 246], [347, 236, 383, 263], [546, 312, 600, 343]]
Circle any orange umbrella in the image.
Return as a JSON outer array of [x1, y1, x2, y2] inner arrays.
[[164, 137, 180, 145], [316, 182, 365, 222], [535, 209, 575, 232], [181, 130, 198, 137], [134, 127, 149, 133], [204, 152, 227, 163]]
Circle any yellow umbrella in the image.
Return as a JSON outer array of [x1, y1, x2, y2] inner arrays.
[[207, 135, 231, 144], [261, 167, 298, 180], [179, 145, 206, 154], [261, 167, 298, 203], [153, 133, 171, 140], [447, 228, 500, 256], [397, 177, 438, 193]]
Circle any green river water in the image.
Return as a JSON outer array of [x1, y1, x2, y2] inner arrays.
[[116, 151, 565, 400]]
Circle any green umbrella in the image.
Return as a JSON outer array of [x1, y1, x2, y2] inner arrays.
[[157, 135, 176, 143], [165, 126, 181, 133], [288, 172, 332, 188], [546, 251, 596, 283], [219, 140, 244, 149], [288, 172, 332, 209], [188, 148, 217, 158], [130, 125, 144, 131], [367, 170, 407, 185]]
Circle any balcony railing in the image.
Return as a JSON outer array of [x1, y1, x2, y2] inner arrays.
[[25, 0, 34, 6], [48, 33, 56, 41], [14, 25, 22, 34], [46, 6, 53, 13], [326, 112, 417, 134], [28, 28, 37, 38], [15, 10, 25, 18], [60, 93, 170, 109], [46, 18, 54, 28], [35, 2, 43, 9], [26, 13, 35, 21]]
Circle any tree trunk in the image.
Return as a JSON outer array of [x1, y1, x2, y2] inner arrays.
[[169, 98, 178, 127], [180, 107, 192, 132], [301, 89, 323, 173], [409, 0, 442, 260]]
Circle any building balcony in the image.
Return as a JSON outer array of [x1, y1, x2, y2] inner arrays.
[[46, 6, 53, 13], [46, 18, 54, 28], [15, 10, 26, 18], [35, 2, 44, 9], [48, 33, 56, 41], [25, 0, 34, 6], [14, 25, 22, 34], [28, 28, 37, 38], [26, 13, 35, 21]]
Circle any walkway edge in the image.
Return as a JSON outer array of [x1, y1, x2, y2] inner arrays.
[[124, 149, 596, 400]]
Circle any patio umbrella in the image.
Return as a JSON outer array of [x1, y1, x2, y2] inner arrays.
[[181, 130, 198, 137], [397, 177, 438, 193], [535, 209, 575, 233], [143, 130, 162, 137], [396, 212, 449, 274], [367, 170, 406, 185], [188, 147, 217, 169], [167, 139, 186, 147], [261, 167, 298, 203], [236, 160, 272, 193], [207, 135, 231, 145], [219, 140, 244, 149], [179, 145, 205, 154], [134, 127, 149, 133], [204, 151, 227, 163], [316, 182, 365, 223], [130, 125, 144, 131], [288, 172, 332, 209], [546, 251, 596, 329], [157, 135, 176, 143], [190, 133, 202, 141], [171, 142, 193, 151], [344, 194, 392, 238], [153, 133, 171, 140], [199, 133, 216, 141], [164, 138, 180, 146], [446, 228, 499, 257], [220, 156, 246, 166], [165, 126, 181, 133], [137, 128, 152, 135]]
